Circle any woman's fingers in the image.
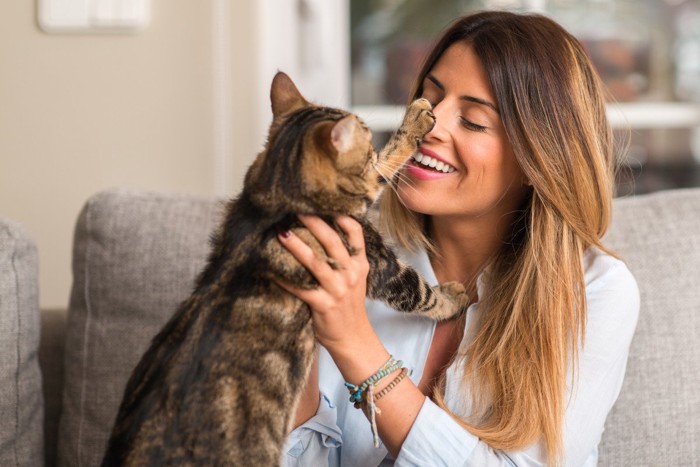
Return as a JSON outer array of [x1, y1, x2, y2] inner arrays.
[[277, 215, 369, 295], [335, 215, 366, 258], [273, 276, 325, 306], [298, 214, 352, 263], [298, 214, 366, 263], [276, 225, 333, 278]]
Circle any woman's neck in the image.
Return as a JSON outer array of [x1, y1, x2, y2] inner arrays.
[[428, 213, 514, 300]]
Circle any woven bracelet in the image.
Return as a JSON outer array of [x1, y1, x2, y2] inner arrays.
[[344, 356, 404, 448], [344, 356, 403, 406]]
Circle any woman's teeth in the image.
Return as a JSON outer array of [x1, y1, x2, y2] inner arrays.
[[412, 153, 456, 173]]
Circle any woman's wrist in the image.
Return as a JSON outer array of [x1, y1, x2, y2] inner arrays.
[[324, 319, 392, 387]]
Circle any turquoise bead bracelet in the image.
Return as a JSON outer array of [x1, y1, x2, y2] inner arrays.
[[345, 356, 403, 407], [344, 356, 405, 448]]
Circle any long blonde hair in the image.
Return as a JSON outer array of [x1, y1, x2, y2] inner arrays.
[[379, 11, 616, 463]]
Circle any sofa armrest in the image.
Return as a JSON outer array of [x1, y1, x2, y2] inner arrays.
[[0, 217, 44, 466]]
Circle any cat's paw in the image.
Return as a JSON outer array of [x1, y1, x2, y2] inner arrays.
[[403, 98, 436, 141], [433, 281, 470, 320]]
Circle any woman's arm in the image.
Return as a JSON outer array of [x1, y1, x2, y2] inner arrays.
[[277, 214, 426, 457], [292, 348, 320, 429]]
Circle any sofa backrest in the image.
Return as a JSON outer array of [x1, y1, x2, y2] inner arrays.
[[599, 188, 700, 465], [57, 188, 223, 467], [57, 187, 700, 466]]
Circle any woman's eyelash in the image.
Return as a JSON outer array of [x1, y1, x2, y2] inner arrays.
[[461, 117, 487, 132]]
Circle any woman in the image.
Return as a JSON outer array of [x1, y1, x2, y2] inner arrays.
[[278, 10, 639, 466]]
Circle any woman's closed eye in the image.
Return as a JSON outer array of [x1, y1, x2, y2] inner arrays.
[[461, 117, 488, 132]]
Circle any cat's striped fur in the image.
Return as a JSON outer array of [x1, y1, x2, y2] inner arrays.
[[101, 72, 468, 466]]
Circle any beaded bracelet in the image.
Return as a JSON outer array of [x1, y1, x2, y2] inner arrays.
[[344, 356, 405, 448], [344, 356, 403, 408], [373, 367, 409, 402]]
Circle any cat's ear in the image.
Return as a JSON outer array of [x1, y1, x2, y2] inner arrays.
[[270, 72, 307, 117], [331, 116, 364, 154]]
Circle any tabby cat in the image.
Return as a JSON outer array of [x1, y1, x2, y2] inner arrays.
[[101, 71, 468, 466]]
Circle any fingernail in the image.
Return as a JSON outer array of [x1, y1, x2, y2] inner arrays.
[[275, 224, 291, 239]]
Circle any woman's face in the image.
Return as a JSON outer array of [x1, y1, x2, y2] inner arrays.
[[398, 42, 528, 222]]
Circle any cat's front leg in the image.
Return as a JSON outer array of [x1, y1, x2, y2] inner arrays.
[[400, 97, 436, 142], [429, 281, 471, 320], [360, 221, 469, 320], [376, 98, 435, 178], [379, 265, 469, 321]]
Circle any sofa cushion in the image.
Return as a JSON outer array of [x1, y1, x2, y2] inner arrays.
[[59, 186, 700, 466], [57, 188, 222, 467], [599, 188, 700, 465], [0, 217, 44, 466]]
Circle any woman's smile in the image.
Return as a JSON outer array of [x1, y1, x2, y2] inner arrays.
[[405, 147, 458, 180]]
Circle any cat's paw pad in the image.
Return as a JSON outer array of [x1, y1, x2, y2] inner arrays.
[[438, 281, 470, 313], [404, 98, 436, 140]]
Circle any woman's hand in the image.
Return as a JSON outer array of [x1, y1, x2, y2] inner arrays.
[[275, 214, 375, 358], [281, 214, 384, 432], [278, 214, 426, 455]]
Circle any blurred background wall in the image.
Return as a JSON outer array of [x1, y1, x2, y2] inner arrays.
[[0, 2, 244, 308]]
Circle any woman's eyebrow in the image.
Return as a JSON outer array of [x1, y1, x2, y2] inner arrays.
[[426, 74, 445, 91], [462, 95, 499, 113], [426, 74, 499, 113]]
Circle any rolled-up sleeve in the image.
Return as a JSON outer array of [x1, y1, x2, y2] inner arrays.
[[282, 393, 342, 467]]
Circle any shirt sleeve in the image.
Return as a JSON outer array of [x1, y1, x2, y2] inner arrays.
[[281, 393, 343, 467], [395, 255, 639, 466], [559, 256, 639, 465], [395, 398, 522, 466]]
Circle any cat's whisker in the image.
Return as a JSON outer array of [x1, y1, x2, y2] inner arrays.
[[372, 162, 397, 185], [374, 159, 409, 180], [373, 159, 412, 184], [388, 176, 423, 200], [373, 161, 426, 202], [388, 169, 430, 201], [372, 160, 414, 191]]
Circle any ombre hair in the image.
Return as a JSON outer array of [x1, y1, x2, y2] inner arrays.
[[379, 10, 617, 463]]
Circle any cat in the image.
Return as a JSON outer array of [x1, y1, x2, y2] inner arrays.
[[101, 71, 468, 466]]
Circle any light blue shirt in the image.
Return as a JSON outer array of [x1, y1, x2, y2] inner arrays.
[[283, 246, 639, 466]]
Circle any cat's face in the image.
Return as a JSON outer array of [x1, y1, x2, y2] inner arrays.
[[245, 72, 383, 217]]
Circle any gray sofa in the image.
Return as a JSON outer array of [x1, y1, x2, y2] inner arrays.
[[1, 187, 699, 466]]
